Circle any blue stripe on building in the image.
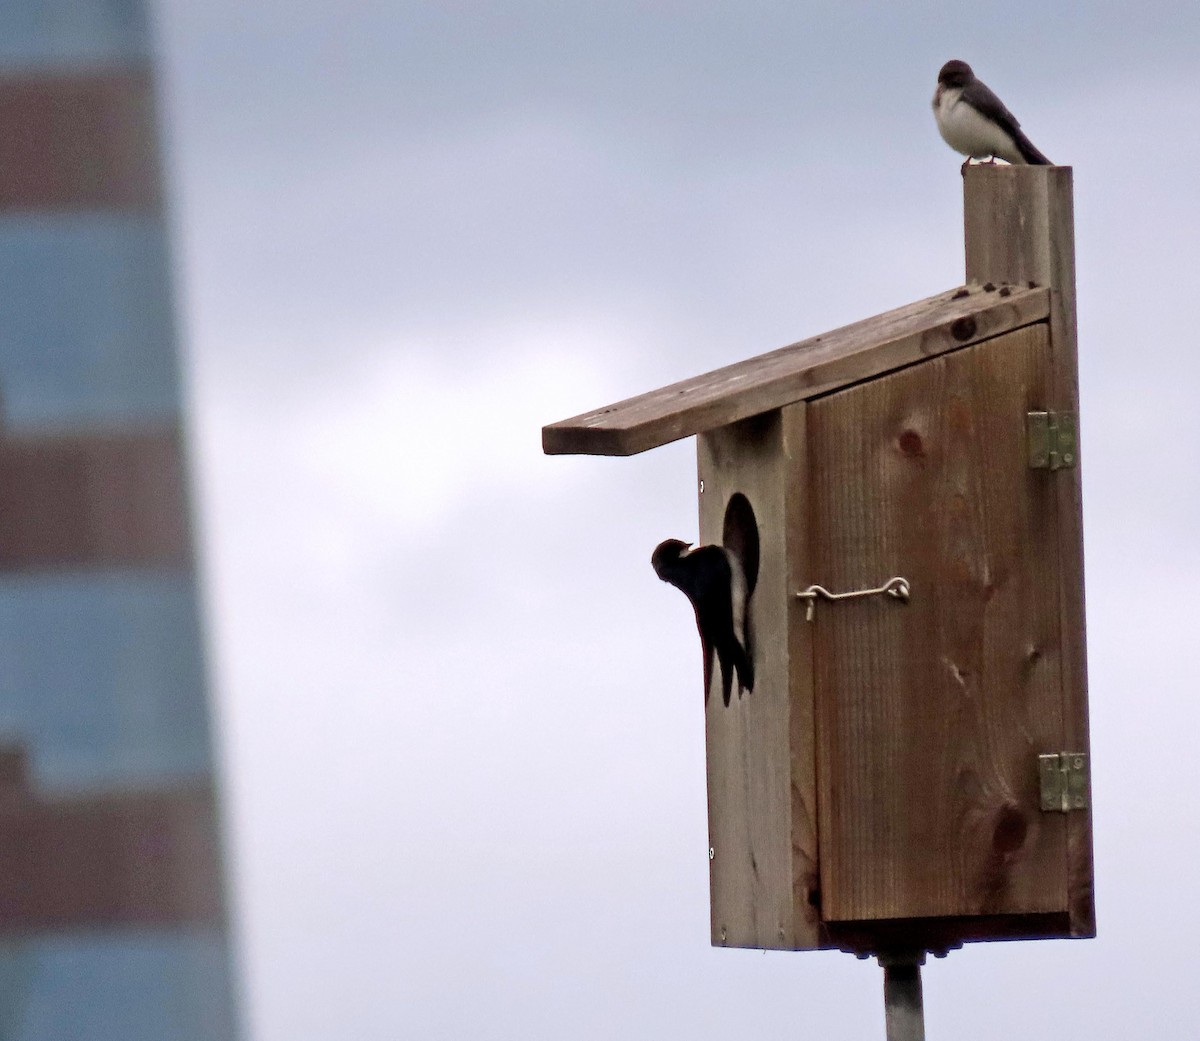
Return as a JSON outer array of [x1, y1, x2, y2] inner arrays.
[[0, 215, 180, 428], [1, 933, 238, 1041], [0, 573, 212, 790], [0, 0, 149, 68]]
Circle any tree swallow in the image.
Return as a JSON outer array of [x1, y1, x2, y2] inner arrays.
[[933, 59, 1051, 166], [651, 539, 754, 706]]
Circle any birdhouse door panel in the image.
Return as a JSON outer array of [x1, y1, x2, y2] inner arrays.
[[807, 323, 1068, 924], [698, 406, 821, 951]]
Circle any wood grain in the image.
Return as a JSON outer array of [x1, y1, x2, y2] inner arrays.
[[964, 165, 1094, 937], [698, 404, 820, 950], [827, 911, 1070, 956], [544, 284, 1049, 457], [809, 325, 1067, 923]]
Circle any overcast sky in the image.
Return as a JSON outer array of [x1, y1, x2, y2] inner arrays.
[[150, 2, 1200, 1038]]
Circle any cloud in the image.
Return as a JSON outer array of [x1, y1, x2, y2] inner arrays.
[[150, 3, 1200, 1038]]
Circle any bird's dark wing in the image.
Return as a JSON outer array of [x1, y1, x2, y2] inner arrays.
[[656, 544, 750, 703], [715, 641, 734, 707], [701, 633, 714, 704], [1010, 127, 1051, 165], [960, 74, 1027, 133], [962, 76, 1024, 136], [963, 77, 1052, 165], [732, 638, 754, 694], [686, 549, 739, 705], [667, 549, 729, 705]]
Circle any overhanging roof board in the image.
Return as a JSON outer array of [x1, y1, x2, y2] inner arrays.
[[542, 282, 1050, 457]]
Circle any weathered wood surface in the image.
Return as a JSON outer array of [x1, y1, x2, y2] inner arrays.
[[698, 404, 821, 950], [543, 283, 1050, 457], [810, 324, 1067, 923], [965, 164, 1094, 938], [827, 910, 1070, 956]]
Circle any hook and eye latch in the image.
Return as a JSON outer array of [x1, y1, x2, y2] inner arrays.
[[795, 577, 911, 622]]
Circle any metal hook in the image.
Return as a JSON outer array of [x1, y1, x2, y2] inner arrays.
[[795, 576, 911, 622]]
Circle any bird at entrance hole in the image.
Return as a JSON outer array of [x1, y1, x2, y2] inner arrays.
[[651, 539, 754, 706], [933, 59, 1051, 167]]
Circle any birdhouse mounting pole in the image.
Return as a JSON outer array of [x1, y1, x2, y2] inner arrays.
[[880, 954, 925, 1041]]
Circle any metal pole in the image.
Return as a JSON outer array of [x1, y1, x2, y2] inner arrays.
[[880, 953, 925, 1041]]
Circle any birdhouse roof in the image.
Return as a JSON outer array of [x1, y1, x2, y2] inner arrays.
[[542, 282, 1049, 457]]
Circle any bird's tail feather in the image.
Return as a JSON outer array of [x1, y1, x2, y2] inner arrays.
[[716, 645, 734, 707], [717, 641, 755, 702], [734, 642, 754, 695], [1014, 129, 1051, 165], [702, 641, 715, 705]]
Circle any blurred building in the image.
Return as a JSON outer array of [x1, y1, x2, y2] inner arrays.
[[0, 1, 239, 1038]]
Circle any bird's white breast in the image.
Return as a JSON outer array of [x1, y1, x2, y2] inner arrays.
[[725, 549, 747, 648], [934, 86, 1019, 162]]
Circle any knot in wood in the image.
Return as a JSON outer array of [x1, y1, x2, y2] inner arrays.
[[897, 429, 925, 458], [950, 316, 977, 341], [992, 804, 1028, 856]]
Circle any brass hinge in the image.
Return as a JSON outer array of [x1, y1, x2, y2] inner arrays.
[[1038, 752, 1089, 812], [1027, 411, 1078, 470]]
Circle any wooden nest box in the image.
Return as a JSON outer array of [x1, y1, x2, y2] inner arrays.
[[543, 166, 1093, 957]]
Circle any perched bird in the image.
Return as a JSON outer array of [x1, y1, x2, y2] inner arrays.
[[651, 539, 754, 706], [933, 59, 1051, 167]]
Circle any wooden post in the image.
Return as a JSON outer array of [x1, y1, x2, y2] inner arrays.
[[963, 165, 1094, 937]]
